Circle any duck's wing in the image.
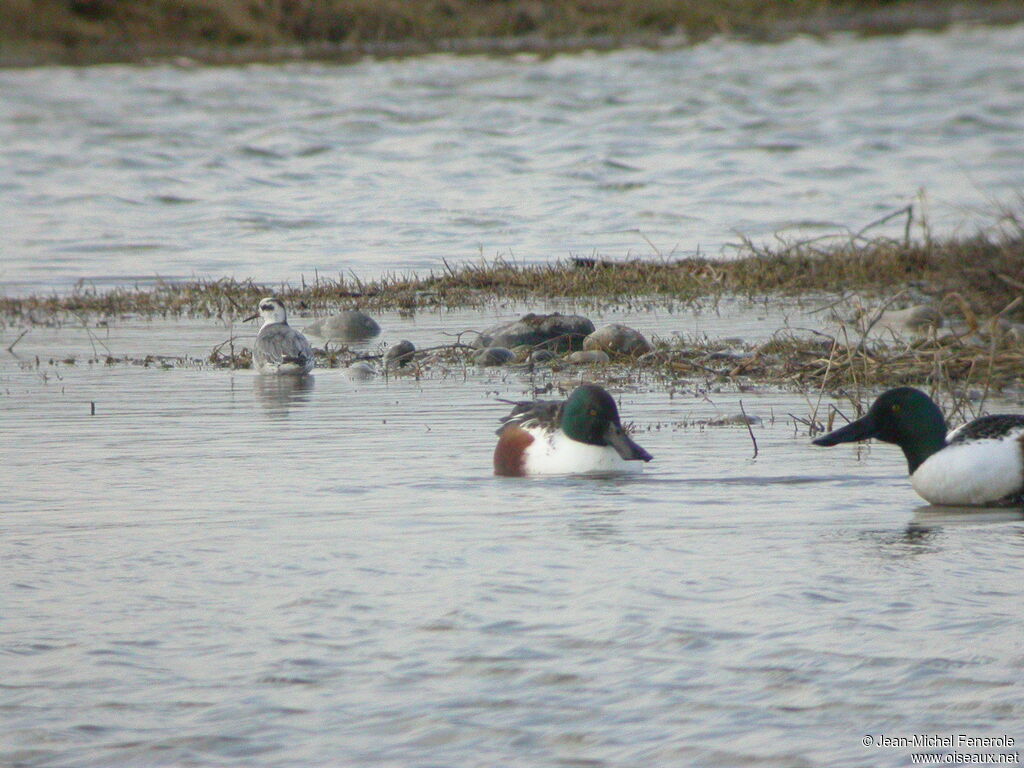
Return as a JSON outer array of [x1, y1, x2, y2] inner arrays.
[[255, 324, 314, 366], [496, 398, 563, 436], [947, 414, 1024, 444]]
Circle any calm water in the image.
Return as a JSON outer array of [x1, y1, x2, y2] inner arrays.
[[4, 22, 1024, 768], [3, 24, 1024, 293], [3, 303, 1024, 767]]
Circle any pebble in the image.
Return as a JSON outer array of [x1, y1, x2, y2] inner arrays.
[[583, 323, 652, 356], [384, 339, 416, 367], [476, 312, 595, 352], [566, 350, 610, 364], [305, 310, 381, 341], [342, 361, 376, 381], [473, 347, 514, 366]]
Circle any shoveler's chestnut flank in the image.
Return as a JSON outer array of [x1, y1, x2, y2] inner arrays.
[[245, 297, 315, 376], [494, 384, 652, 476], [813, 387, 1024, 506]]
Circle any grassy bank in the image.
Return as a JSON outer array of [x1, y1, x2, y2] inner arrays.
[[7, 217, 1024, 398], [3, 215, 1022, 320], [2, 0, 1023, 65]]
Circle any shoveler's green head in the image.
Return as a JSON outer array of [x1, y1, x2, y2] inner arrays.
[[813, 387, 947, 473], [562, 384, 652, 461]]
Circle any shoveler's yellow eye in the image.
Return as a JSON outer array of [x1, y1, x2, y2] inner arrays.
[[891, 404, 901, 414], [590, 409, 598, 416]]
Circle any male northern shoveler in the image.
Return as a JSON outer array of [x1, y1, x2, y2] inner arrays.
[[812, 386, 1024, 506], [494, 384, 652, 476], [245, 297, 315, 376]]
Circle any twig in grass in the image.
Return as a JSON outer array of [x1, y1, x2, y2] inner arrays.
[[6, 328, 29, 353], [855, 291, 908, 352], [807, 291, 854, 316], [942, 292, 979, 334], [210, 335, 244, 367], [978, 296, 1024, 413], [441, 329, 488, 346], [738, 399, 758, 459], [810, 336, 839, 429], [788, 412, 816, 436], [638, 231, 663, 258], [851, 205, 913, 243], [409, 343, 476, 357], [71, 312, 111, 357]]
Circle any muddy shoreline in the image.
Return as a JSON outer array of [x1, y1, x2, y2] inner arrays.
[[2, 0, 1023, 67]]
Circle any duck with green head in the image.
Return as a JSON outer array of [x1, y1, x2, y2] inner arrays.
[[813, 387, 1024, 506], [494, 384, 653, 476]]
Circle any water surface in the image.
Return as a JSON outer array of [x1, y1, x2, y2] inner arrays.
[[3, 306, 1023, 767], [3, 24, 1024, 292], [4, 23, 1024, 766]]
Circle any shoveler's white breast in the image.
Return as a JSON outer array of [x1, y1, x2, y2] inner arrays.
[[521, 426, 643, 475], [911, 431, 1024, 506]]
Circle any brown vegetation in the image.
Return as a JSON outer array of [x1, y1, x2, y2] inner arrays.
[[4, 212, 1022, 320], [2, 0, 1023, 65], [7, 212, 1024, 397]]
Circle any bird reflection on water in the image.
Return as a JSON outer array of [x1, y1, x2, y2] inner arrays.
[[254, 374, 315, 417], [908, 504, 1024, 534]]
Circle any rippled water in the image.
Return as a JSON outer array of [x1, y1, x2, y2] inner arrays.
[[3, 303, 1024, 767], [5, 23, 1024, 767], [3, 24, 1024, 292]]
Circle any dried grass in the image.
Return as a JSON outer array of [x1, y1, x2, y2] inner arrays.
[[7, 213, 1024, 400], [3, 0, 1022, 65], [4, 216, 1022, 321]]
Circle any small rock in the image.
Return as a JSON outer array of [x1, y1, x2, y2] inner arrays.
[[305, 310, 381, 341], [529, 349, 557, 364], [707, 413, 762, 426], [384, 340, 416, 367], [566, 350, 610, 364], [475, 312, 595, 351], [583, 323, 652, 356], [342, 361, 376, 381], [473, 347, 514, 367]]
